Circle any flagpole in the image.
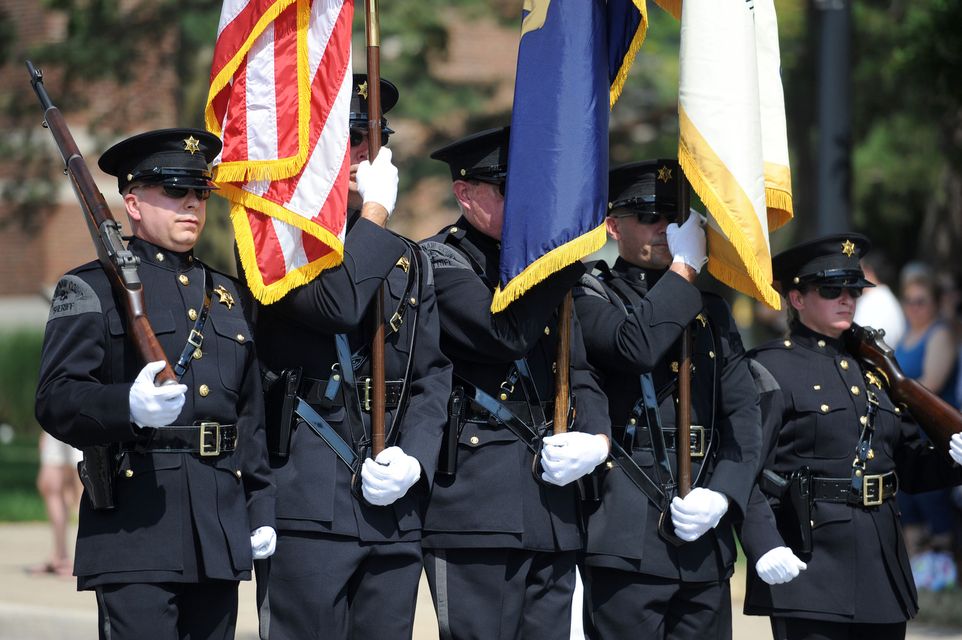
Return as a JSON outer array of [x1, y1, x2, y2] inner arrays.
[[552, 292, 573, 434], [365, 0, 386, 457], [675, 172, 692, 499]]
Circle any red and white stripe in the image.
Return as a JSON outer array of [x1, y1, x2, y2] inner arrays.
[[207, 0, 353, 303]]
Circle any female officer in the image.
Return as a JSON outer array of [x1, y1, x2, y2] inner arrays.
[[739, 233, 962, 640]]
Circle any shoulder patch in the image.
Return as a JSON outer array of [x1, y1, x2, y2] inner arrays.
[[420, 240, 473, 272], [48, 275, 102, 321], [747, 359, 780, 394], [417, 247, 435, 288], [574, 273, 610, 301]]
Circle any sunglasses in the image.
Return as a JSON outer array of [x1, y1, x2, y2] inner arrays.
[[135, 184, 212, 201], [349, 128, 391, 148], [813, 285, 863, 300]]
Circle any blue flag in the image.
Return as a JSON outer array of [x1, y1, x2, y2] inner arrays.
[[492, 0, 649, 312]]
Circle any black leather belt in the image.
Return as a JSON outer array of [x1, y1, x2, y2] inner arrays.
[[299, 376, 403, 411], [127, 423, 237, 457], [812, 470, 898, 507], [633, 425, 707, 458]]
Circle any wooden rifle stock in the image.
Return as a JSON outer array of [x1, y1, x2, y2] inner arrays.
[[844, 323, 962, 460], [26, 60, 176, 385]]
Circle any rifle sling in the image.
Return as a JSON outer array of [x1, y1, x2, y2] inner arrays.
[[456, 377, 543, 455], [172, 267, 214, 381], [609, 439, 668, 511], [294, 398, 359, 472]]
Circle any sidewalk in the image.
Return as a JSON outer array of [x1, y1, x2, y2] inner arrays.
[[0, 522, 955, 639]]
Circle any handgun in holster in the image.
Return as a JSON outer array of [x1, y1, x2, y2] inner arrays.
[[78, 445, 117, 510], [437, 385, 465, 478], [263, 367, 301, 458], [759, 467, 813, 556]]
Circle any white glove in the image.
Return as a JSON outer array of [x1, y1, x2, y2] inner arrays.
[[128, 361, 187, 428], [669, 487, 729, 542], [540, 432, 609, 487], [755, 546, 807, 585], [666, 211, 708, 273], [950, 433, 962, 466], [355, 147, 398, 216], [361, 446, 422, 506], [250, 526, 277, 560]]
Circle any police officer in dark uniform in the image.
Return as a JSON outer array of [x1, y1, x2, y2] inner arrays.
[[573, 160, 761, 639], [252, 75, 452, 640], [420, 126, 612, 640], [740, 234, 962, 640], [35, 128, 276, 640]]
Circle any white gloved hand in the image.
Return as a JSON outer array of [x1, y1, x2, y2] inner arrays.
[[666, 211, 708, 273], [950, 433, 962, 466], [669, 487, 729, 542], [128, 361, 188, 428], [755, 546, 807, 585], [540, 432, 609, 487], [250, 526, 277, 560], [361, 446, 422, 506], [355, 147, 399, 216]]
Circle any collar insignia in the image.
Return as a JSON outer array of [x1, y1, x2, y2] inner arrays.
[[213, 284, 235, 310]]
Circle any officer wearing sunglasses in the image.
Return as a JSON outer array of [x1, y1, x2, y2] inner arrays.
[[36, 128, 275, 639], [741, 234, 962, 640], [347, 73, 398, 211], [573, 160, 761, 639]]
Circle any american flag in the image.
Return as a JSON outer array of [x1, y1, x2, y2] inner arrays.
[[206, 0, 354, 303]]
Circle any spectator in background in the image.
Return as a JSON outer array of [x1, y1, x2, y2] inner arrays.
[[853, 250, 905, 347], [894, 262, 960, 591], [28, 432, 82, 577]]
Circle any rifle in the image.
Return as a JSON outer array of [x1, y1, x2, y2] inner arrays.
[[844, 323, 962, 462], [26, 60, 176, 385]]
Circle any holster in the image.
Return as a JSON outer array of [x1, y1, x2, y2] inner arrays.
[[787, 467, 813, 555], [577, 464, 605, 502], [263, 367, 301, 458], [437, 385, 465, 478], [78, 445, 117, 510]]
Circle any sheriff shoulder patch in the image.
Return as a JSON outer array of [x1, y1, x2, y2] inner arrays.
[[48, 275, 101, 321]]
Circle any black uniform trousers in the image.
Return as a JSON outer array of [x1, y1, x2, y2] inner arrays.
[[582, 566, 731, 640], [95, 581, 238, 640], [423, 548, 576, 640], [256, 531, 422, 640], [770, 617, 906, 640]]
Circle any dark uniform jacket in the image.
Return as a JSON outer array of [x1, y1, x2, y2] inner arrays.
[[419, 217, 611, 552], [741, 325, 962, 623], [254, 217, 451, 542], [35, 238, 274, 589], [574, 259, 761, 582]]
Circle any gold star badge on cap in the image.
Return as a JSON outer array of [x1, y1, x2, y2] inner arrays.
[[357, 81, 368, 100], [841, 239, 856, 257], [183, 136, 201, 154], [213, 284, 235, 310], [657, 165, 673, 183]]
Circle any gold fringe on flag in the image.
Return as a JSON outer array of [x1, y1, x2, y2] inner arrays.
[[490, 224, 607, 313]]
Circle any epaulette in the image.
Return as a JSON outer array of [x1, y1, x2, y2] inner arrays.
[[574, 272, 610, 301], [747, 359, 781, 394], [747, 337, 796, 357], [420, 240, 473, 272]]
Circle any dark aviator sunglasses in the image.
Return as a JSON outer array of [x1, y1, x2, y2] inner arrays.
[[812, 285, 863, 300], [350, 128, 391, 148], [136, 184, 212, 201]]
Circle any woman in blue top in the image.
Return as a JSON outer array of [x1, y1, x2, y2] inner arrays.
[[894, 263, 959, 590]]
